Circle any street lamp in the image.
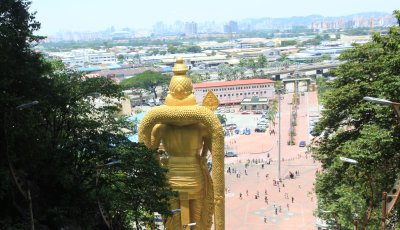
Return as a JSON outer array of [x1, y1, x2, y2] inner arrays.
[[16, 100, 39, 110], [363, 96, 400, 229], [277, 88, 284, 181], [363, 96, 400, 121], [5, 101, 39, 230], [96, 160, 122, 230], [339, 157, 375, 230], [320, 210, 340, 230], [162, 209, 181, 230], [182, 222, 196, 229], [339, 157, 358, 164]]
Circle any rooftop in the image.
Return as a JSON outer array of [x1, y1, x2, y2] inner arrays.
[[241, 96, 270, 104], [193, 79, 274, 88]]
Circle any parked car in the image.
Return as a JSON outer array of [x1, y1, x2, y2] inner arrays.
[[255, 128, 266, 133], [299, 140, 306, 147], [225, 124, 237, 130], [224, 151, 238, 157]]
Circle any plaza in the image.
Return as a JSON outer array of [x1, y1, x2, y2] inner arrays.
[[222, 90, 320, 229]]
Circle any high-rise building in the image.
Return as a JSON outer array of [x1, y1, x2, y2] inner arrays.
[[184, 22, 198, 35], [152, 21, 168, 35], [224, 21, 239, 34]]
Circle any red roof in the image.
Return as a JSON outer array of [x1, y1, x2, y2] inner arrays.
[[193, 79, 274, 88]]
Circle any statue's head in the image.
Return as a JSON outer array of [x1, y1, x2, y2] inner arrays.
[[165, 58, 197, 106]]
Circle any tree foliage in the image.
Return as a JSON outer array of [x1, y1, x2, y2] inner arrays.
[[312, 11, 400, 229], [1, 1, 174, 228], [216, 114, 227, 126], [167, 45, 202, 54], [120, 71, 171, 98]]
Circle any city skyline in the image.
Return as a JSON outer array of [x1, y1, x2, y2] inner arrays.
[[30, 0, 400, 35]]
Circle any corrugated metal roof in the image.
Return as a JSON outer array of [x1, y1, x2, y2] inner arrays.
[[193, 79, 274, 88]]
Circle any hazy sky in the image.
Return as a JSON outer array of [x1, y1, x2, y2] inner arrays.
[[30, 0, 400, 35]]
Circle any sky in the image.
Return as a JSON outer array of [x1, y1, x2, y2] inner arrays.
[[30, 0, 400, 35]]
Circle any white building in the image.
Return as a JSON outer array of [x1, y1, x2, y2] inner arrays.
[[47, 49, 116, 67], [87, 52, 116, 64], [193, 79, 275, 105]]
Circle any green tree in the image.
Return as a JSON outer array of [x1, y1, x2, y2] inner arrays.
[[315, 75, 328, 98], [147, 48, 160, 56], [320, 54, 331, 61], [217, 63, 229, 80], [303, 35, 322, 46], [0, 1, 47, 226], [0, 2, 174, 228], [188, 72, 204, 83], [257, 54, 267, 68], [277, 53, 289, 62], [120, 71, 171, 98], [247, 59, 257, 77], [186, 45, 202, 53], [322, 34, 331, 40], [167, 45, 178, 54], [216, 114, 227, 126], [280, 40, 297, 47], [313, 11, 400, 229], [238, 58, 248, 68], [117, 54, 125, 62]]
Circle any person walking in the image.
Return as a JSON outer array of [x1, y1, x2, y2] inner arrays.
[[264, 216, 267, 223], [292, 196, 294, 203]]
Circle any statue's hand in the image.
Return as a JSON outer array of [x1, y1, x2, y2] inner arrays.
[[160, 157, 169, 166], [214, 195, 223, 206], [200, 156, 207, 165]]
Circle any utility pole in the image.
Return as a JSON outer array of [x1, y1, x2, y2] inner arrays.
[[278, 89, 282, 181], [381, 192, 387, 230]]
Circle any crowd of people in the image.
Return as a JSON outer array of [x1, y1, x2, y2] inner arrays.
[[224, 153, 317, 225]]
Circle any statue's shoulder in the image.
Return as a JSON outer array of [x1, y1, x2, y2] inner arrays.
[[153, 123, 167, 132], [197, 123, 211, 136]]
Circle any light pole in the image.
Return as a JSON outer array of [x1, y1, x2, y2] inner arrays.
[[182, 222, 196, 229], [162, 209, 181, 230], [16, 100, 39, 110], [363, 96, 400, 122], [5, 101, 39, 230], [363, 96, 400, 229], [96, 160, 122, 230], [320, 210, 340, 230], [278, 88, 282, 181], [339, 156, 374, 230]]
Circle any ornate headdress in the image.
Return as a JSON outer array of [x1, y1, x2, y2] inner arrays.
[[165, 57, 197, 106]]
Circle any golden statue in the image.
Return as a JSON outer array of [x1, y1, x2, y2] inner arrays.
[[138, 58, 225, 230]]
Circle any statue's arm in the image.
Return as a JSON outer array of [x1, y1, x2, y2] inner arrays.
[[201, 125, 211, 157], [150, 124, 162, 149]]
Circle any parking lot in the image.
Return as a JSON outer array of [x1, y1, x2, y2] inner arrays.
[[216, 108, 270, 132]]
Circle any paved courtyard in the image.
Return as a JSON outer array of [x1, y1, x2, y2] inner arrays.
[[223, 91, 320, 229]]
